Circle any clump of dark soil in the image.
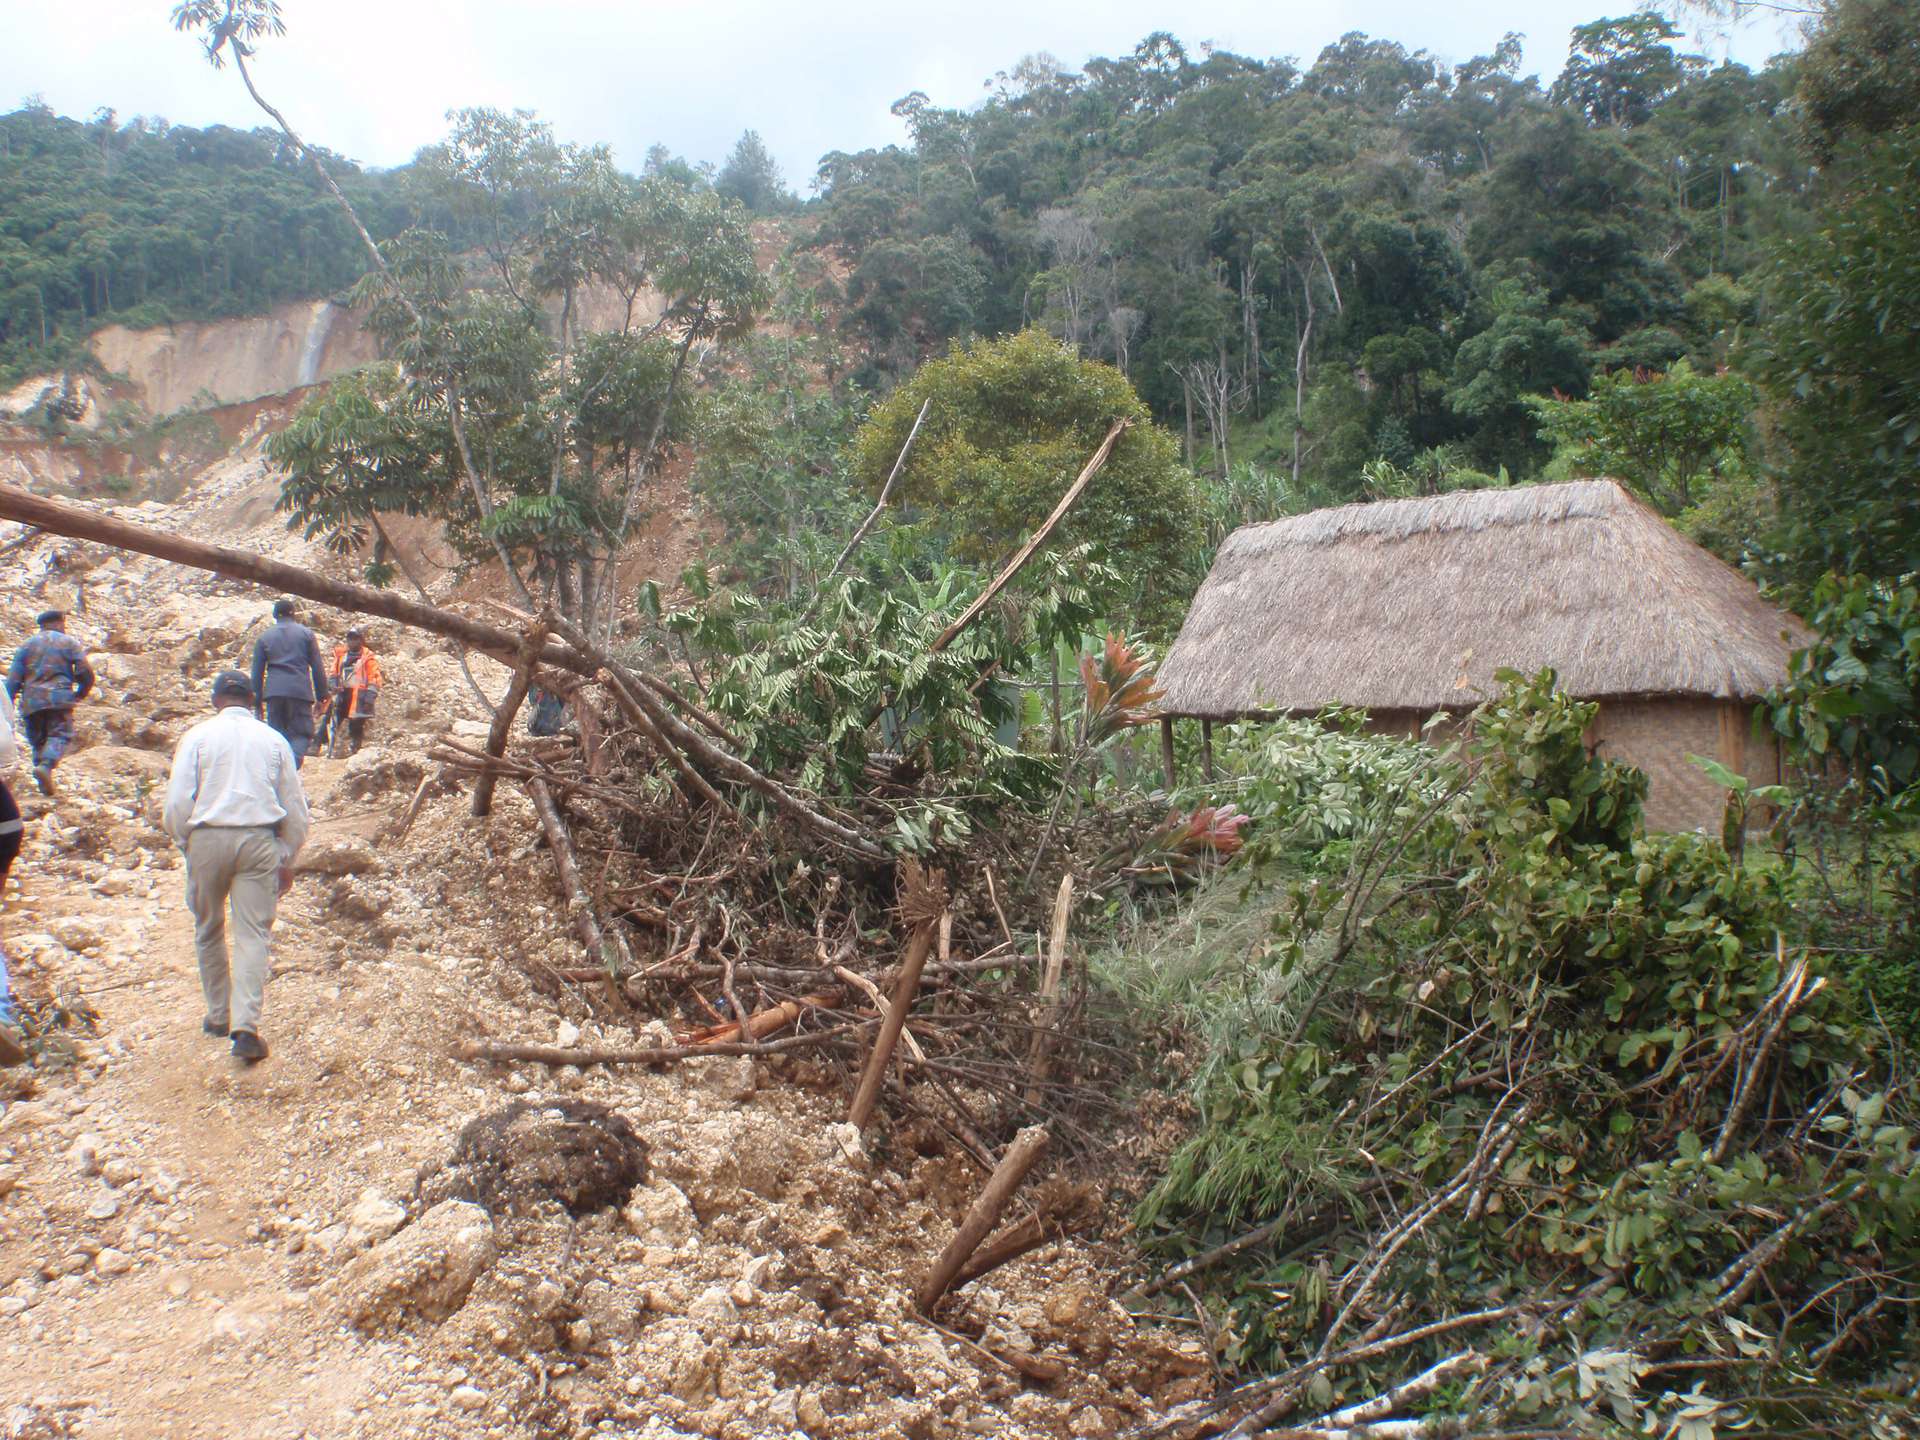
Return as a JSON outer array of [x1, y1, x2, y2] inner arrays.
[[419, 1100, 648, 1217]]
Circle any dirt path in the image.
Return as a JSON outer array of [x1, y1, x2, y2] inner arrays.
[[0, 754, 482, 1437]]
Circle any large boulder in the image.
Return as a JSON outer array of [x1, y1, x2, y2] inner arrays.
[[331, 1199, 497, 1330]]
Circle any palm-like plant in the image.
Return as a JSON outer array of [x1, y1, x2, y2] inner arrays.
[[1078, 631, 1165, 748]]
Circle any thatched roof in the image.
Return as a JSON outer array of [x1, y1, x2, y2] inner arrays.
[[1157, 480, 1810, 720]]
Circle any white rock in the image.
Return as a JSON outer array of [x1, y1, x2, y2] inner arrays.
[[448, 1385, 487, 1412], [48, 918, 104, 954], [94, 1248, 133, 1276], [344, 1189, 406, 1247], [330, 1199, 496, 1329], [86, 1191, 119, 1221], [294, 838, 380, 877], [621, 1181, 698, 1246], [823, 1121, 867, 1169], [687, 1285, 737, 1326], [555, 1021, 581, 1049], [692, 1055, 756, 1102], [102, 1158, 139, 1189]]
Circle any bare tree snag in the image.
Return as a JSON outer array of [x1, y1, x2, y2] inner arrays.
[[528, 778, 634, 1007], [1024, 875, 1074, 1106], [929, 419, 1130, 655], [819, 397, 931, 591], [473, 617, 550, 817], [915, 1125, 1051, 1313], [849, 916, 939, 1128]]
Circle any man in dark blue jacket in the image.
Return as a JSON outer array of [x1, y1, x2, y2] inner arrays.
[[6, 609, 95, 796], [248, 599, 328, 767]]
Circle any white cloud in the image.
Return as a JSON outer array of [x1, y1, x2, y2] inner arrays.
[[9, 1, 1802, 187]]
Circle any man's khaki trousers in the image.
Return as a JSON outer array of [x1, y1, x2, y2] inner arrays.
[[185, 826, 280, 1034]]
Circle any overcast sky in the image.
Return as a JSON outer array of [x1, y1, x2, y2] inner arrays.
[[8, 2, 1802, 189]]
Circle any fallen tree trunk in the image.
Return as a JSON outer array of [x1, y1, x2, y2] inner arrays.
[[0, 484, 588, 672], [456, 1024, 864, 1067], [0, 484, 888, 859]]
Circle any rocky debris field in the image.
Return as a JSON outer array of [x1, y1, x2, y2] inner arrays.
[[0, 488, 1200, 1438]]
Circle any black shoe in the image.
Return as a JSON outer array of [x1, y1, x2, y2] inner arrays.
[[203, 1018, 230, 1038], [231, 1031, 268, 1063], [30, 765, 53, 797]]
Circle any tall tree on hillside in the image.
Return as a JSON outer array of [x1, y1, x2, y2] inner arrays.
[[1552, 13, 1705, 128], [716, 130, 790, 214]]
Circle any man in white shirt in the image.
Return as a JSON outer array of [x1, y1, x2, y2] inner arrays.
[[162, 670, 311, 1063]]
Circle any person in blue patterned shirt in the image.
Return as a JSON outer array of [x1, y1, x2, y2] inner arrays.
[[5, 610, 95, 796]]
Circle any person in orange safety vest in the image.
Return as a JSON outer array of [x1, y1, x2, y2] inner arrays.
[[323, 627, 384, 757]]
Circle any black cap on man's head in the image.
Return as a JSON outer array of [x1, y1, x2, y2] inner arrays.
[[345, 626, 365, 640], [35, 609, 63, 626], [211, 670, 256, 704], [272, 598, 297, 618]]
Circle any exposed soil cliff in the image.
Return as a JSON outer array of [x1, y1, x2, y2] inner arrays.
[[87, 299, 383, 418]]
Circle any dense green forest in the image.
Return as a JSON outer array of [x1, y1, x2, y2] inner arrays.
[[0, 104, 407, 375], [808, 17, 1804, 485]]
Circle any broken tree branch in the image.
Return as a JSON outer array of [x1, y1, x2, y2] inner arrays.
[[528, 777, 634, 1007], [818, 397, 930, 592], [383, 772, 437, 846], [951, 1184, 1099, 1289], [1024, 875, 1074, 1107], [679, 995, 835, 1046], [929, 418, 1129, 654], [456, 1023, 866, 1068], [915, 1124, 1051, 1313], [849, 914, 940, 1128], [473, 616, 550, 817]]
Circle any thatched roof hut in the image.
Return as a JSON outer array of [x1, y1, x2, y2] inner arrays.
[[1158, 480, 1807, 720], [1156, 480, 1811, 830]]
